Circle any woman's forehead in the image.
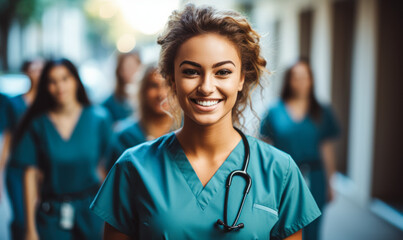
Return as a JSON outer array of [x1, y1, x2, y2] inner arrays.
[[174, 33, 241, 68]]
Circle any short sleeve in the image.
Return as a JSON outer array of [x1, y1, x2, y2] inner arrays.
[[90, 154, 138, 237], [105, 135, 125, 172], [320, 106, 340, 141], [9, 125, 39, 168], [270, 156, 321, 239], [260, 110, 274, 140]]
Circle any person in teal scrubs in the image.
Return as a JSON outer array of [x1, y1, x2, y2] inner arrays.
[[102, 52, 142, 124], [91, 4, 320, 240], [0, 93, 11, 132], [3, 59, 44, 240], [0, 93, 13, 240], [260, 59, 339, 240], [107, 63, 174, 171], [10, 58, 113, 240]]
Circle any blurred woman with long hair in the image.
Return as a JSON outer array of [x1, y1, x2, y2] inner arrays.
[[260, 58, 339, 240], [102, 52, 142, 124], [10, 58, 113, 240], [106, 63, 173, 171]]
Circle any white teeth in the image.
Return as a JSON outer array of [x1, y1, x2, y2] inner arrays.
[[196, 100, 219, 107]]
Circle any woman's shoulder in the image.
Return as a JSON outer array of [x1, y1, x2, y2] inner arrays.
[[247, 135, 293, 171], [116, 121, 146, 145], [85, 105, 112, 122], [115, 132, 176, 167], [262, 99, 284, 118]]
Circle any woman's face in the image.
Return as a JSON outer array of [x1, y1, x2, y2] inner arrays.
[[289, 62, 312, 98], [47, 65, 78, 106], [27, 60, 44, 87], [120, 55, 140, 84], [173, 33, 244, 126], [145, 72, 169, 115]]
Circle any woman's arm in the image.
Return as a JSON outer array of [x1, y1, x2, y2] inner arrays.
[[104, 222, 131, 240], [321, 140, 337, 202], [24, 167, 40, 240], [0, 131, 11, 199], [0, 131, 11, 170], [284, 229, 302, 240], [97, 163, 107, 181]]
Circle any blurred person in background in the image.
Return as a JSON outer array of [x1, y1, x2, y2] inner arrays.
[[1, 58, 44, 240], [102, 51, 142, 126], [106, 63, 174, 171], [0, 93, 13, 240], [9, 58, 113, 240], [260, 58, 340, 240], [91, 4, 320, 240]]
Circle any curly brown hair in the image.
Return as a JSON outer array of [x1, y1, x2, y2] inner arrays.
[[157, 3, 267, 126]]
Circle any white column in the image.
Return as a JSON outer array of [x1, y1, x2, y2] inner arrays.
[[347, 0, 378, 206], [311, 0, 332, 103]]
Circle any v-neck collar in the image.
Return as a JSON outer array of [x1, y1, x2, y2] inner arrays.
[[167, 133, 244, 210], [281, 100, 308, 124], [44, 107, 86, 143]]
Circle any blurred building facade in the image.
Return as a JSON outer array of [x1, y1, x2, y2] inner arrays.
[[229, 0, 403, 231]]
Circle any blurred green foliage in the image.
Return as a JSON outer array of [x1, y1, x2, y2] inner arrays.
[[0, 0, 84, 25]]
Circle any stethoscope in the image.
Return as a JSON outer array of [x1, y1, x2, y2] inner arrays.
[[216, 127, 252, 232]]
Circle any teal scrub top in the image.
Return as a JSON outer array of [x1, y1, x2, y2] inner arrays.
[[10, 106, 113, 195], [8, 94, 28, 131], [102, 94, 133, 122], [0, 93, 12, 132], [91, 132, 321, 239], [260, 100, 339, 164], [106, 121, 146, 171]]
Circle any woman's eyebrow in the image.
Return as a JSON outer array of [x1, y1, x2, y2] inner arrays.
[[212, 60, 235, 68], [179, 60, 201, 68]]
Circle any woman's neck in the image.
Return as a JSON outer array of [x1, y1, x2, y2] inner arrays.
[[285, 97, 310, 121], [23, 85, 37, 105], [286, 96, 309, 106], [141, 113, 173, 138], [176, 114, 241, 160], [51, 100, 82, 116]]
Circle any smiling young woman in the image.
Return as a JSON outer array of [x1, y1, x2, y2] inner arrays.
[[91, 4, 320, 240]]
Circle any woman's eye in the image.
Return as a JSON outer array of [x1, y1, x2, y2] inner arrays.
[[182, 69, 199, 76], [216, 69, 232, 76]]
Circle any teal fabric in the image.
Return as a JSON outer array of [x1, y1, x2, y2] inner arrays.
[[0, 93, 12, 132], [260, 100, 339, 165], [260, 100, 339, 240], [10, 105, 113, 195], [5, 94, 28, 240], [91, 132, 320, 239], [10, 105, 113, 239], [102, 94, 133, 122], [8, 94, 28, 131], [106, 121, 146, 171], [36, 195, 103, 240]]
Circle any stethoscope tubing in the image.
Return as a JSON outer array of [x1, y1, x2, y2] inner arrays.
[[217, 127, 252, 232]]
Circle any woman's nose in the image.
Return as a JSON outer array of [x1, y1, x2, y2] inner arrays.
[[198, 74, 215, 95]]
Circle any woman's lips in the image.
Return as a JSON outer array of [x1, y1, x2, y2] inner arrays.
[[190, 98, 223, 112]]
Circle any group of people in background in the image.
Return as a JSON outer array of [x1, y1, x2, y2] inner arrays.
[[0, 4, 339, 240], [0, 53, 176, 239]]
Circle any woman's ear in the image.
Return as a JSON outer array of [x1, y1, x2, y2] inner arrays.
[[170, 76, 176, 94], [238, 73, 245, 91]]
